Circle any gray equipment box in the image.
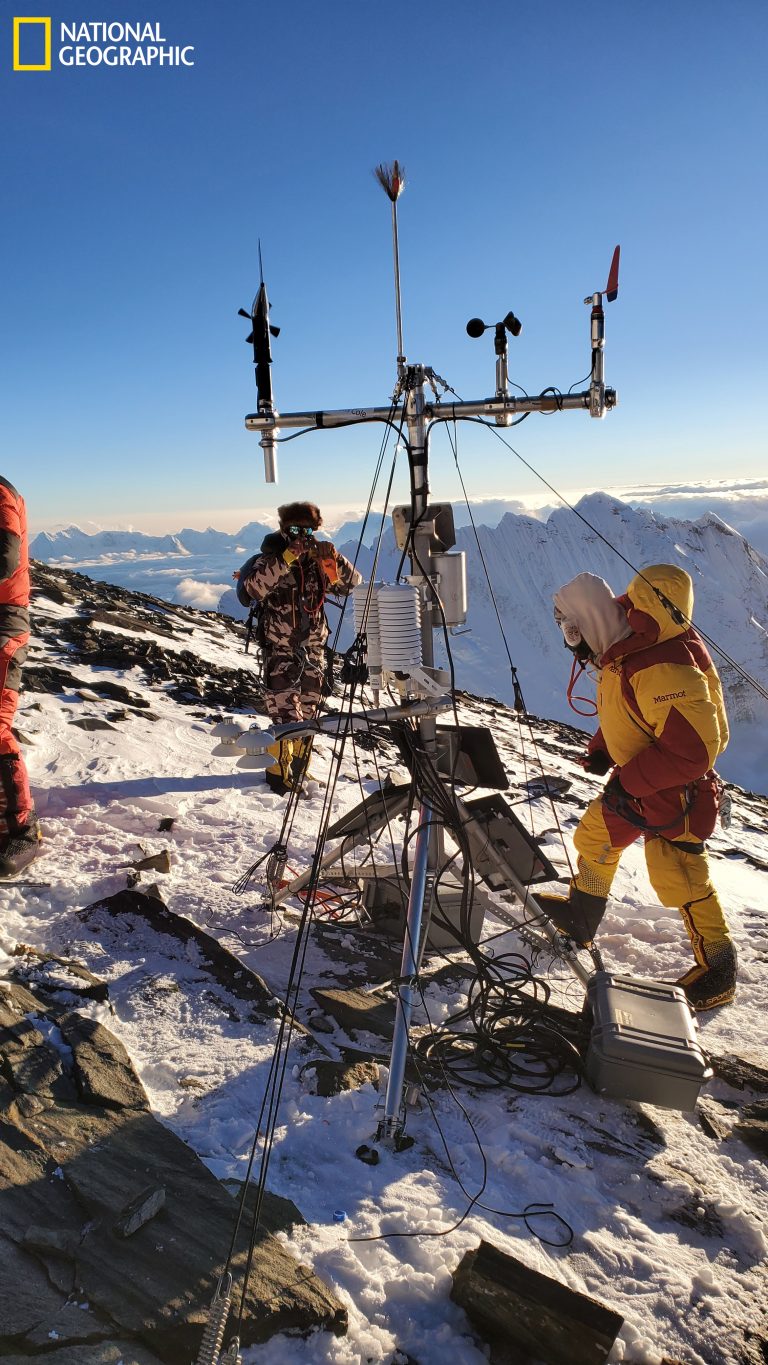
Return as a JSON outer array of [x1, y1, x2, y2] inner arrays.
[[585, 972, 712, 1111]]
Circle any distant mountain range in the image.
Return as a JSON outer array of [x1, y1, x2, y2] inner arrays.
[[31, 494, 768, 791], [30, 520, 276, 561]]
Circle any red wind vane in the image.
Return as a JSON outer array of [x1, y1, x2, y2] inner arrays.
[[606, 245, 620, 302], [374, 160, 405, 202]]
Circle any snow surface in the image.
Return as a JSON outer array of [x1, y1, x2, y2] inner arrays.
[[4, 573, 768, 1364]]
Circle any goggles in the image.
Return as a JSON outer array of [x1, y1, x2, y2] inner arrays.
[[286, 525, 315, 539]]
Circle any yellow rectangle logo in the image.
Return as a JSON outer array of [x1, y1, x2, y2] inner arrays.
[[13, 16, 51, 70]]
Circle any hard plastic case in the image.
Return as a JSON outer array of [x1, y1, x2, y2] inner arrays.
[[585, 971, 712, 1110]]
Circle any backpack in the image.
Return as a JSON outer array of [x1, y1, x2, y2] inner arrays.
[[234, 539, 329, 654], [233, 553, 264, 654]]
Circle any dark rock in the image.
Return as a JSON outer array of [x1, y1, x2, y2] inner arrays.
[[0, 1108, 84, 1250], [222, 1181, 306, 1236], [0, 1234, 67, 1337], [131, 849, 173, 874], [304, 1058, 380, 1096], [310, 985, 395, 1038], [2, 989, 347, 1363], [1, 980, 55, 1016], [697, 1098, 734, 1142], [0, 1344, 165, 1364], [24, 1302, 115, 1350], [23, 662, 85, 695], [710, 1053, 768, 1094], [158, 817, 175, 832], [88, 607, 152, 633], [80, 889, 278, 1016], [58, 1012, 150, 1111], [21, 1100, 346, 1360], [450, 1239, 622, 1365], [31, 574, 77, 605], [0, 1004, 78, 1101], [733, 1101, 768, 1157], [23, 1224, 80, 1257], [69, 717, 120, 731], [114, 1183, 166, 1237], [739, 1328, 768, 1365], [10, 946, 110, 1003]]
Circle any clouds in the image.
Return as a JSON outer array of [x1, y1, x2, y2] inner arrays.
[[174, 579, 231, 611]]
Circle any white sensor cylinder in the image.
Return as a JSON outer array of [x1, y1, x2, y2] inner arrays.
[[377, 583, 423, 671], [211, 720, 246, 756], [433, 551, 468, 627], [352, 583, 382, 668]]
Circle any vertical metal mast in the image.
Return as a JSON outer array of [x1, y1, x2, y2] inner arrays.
[[374, 164, 438, 1140]]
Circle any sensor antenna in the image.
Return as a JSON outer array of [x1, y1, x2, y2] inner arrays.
[[374, 160, 406, 380], [238, 244, 281, 481]]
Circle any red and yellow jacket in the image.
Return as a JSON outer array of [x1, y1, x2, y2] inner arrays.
[[590, 565, 728, 798], [0, 476, 30, 642]]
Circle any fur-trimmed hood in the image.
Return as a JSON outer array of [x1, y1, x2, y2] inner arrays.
[[553, 572, 632, 661]]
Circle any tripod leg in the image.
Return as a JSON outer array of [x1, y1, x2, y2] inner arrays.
[[378, 800, 434, 1140]]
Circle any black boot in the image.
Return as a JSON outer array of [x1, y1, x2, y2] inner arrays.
[[0, 815, 43, 879], [535, 886, 607, 944], [676, 939, 737, 1011]]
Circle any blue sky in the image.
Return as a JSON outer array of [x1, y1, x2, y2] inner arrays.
[[2, 0, 766, 533]]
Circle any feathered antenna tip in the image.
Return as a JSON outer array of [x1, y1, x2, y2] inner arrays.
[[374, 160, 405, 201]]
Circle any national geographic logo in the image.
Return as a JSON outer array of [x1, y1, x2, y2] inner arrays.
[[13, 17, 195, 70]]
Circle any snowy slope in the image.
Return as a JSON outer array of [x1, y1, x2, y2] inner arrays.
[[31, 493, 767, 792], [3, 562, 767, 1365]]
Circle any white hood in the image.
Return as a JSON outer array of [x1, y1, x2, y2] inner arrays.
[[553, 572, 632, 660]]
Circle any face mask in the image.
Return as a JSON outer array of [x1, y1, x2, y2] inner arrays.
[[555, 608, 593, 661], [554, 606, 582, 647]]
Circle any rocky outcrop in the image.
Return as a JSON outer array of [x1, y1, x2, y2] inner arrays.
[[0, 981, 347, 1362]]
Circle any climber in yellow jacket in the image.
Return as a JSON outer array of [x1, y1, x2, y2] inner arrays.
[[538, 564, 736, 1011]]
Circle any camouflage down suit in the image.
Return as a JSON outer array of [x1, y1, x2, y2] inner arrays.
[[243, 531, 362, 723]]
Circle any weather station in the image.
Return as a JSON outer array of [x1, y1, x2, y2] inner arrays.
[[200, 166, 710, 1365]]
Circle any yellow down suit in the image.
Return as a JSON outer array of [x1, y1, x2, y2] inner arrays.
[[554, 565, 732, 991]]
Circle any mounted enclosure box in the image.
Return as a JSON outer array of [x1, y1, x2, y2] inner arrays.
[[433, 550, 467, 626], [585, 972, 711, 1111], [359, 867, 487, 952], [392, 503, 456, 551]]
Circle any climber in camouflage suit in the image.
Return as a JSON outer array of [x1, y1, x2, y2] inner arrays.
[[242, 501, 362, 794]]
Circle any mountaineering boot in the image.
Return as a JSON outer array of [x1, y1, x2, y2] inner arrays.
[[676, 939, 737, 1011], [0, 815, 43, 879], [264, 739, 295, 796], [534, 885, 607, 944]]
